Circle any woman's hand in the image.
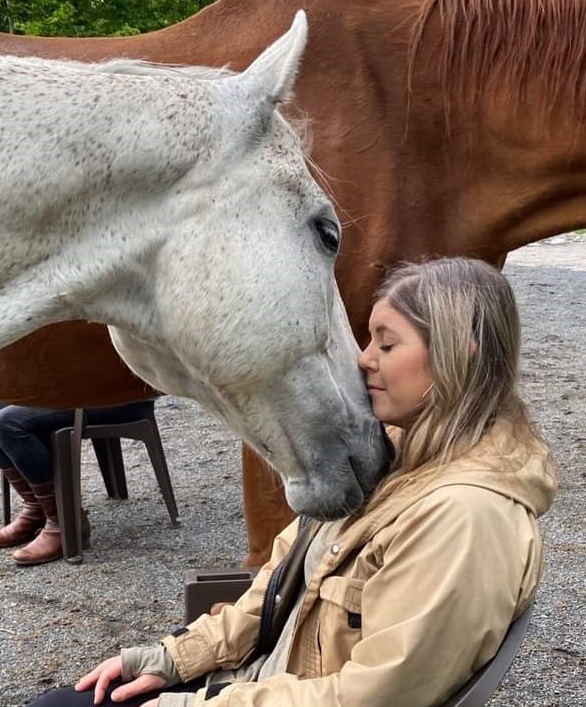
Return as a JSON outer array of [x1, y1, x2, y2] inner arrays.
[[75, 656, 166, 704]]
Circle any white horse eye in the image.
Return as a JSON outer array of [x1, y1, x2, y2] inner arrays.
[[314, 217, 340, 254]]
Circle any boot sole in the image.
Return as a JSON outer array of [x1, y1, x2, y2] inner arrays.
[[12, 533, 90, 566], [13, 541, 90, 566], [13, 552, 63, 567]]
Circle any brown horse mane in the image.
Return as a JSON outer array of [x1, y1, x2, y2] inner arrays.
[[408, 0, 586, 118]]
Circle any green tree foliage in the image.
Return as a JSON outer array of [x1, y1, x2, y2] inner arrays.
[[1, 0, 215, 36]]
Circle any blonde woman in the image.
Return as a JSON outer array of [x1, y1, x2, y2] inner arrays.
[[32, 258, 557, 707]]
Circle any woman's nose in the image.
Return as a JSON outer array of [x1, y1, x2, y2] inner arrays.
[[357, 342, 376, 371]]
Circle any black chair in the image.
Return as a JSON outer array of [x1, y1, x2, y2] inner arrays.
[[0, 424, 126, 526], [51, 406, 180, 563], [2, 472, 11, 526], [184, 568, 260, 625], [183, 568, 534, 707], [442, 603, 533, 706], [1, 404, 180, 563]]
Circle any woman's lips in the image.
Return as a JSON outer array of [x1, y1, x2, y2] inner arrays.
[[367, 385, 385, 394]]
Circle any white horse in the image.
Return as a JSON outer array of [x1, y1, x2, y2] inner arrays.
[[0, 12, 390, 519]]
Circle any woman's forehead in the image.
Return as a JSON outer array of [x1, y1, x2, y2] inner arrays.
[[369, 300, 412, 334]]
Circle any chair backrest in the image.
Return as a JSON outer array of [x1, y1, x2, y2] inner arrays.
[[442, 602, 534, 707]]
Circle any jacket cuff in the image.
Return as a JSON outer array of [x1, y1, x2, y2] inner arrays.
[[162, 629, 218, 683], [120, 646, 181, 686]]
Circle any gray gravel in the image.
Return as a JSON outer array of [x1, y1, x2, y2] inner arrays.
[[1, 240, 585, 706]]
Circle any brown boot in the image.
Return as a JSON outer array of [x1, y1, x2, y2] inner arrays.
[[12, 479, 91, 566], [12, 481, 90, 566], [0, 468, 45, 548], [12, 520, 62, 565]]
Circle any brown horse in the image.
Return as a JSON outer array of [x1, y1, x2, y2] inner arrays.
[[1, 0, 584, 565]]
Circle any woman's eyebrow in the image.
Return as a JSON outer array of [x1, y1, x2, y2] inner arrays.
[[374, 324, 397, 336]]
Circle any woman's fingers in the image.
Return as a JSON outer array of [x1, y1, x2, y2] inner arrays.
[[73, 657, 165, 705], [75, 658, 116, 691], [74, 657, 122, 704], [93, 663, 121, 704], [110, 674, 167, 703]]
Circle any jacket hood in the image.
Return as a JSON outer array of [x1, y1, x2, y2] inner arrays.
[[358, 417, 558, 538], [438, 417, 559, 517]]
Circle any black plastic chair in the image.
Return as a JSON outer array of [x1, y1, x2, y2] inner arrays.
[[2, 473, 11, 526], [442, 602, 533, 706], [184, 568, 534, 707], [184, 568, 260, 625], [50, 406, 180, 563], [0, 427, 138, 526]]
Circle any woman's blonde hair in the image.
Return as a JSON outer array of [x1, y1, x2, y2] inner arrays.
[[379, 257, 532, 473]]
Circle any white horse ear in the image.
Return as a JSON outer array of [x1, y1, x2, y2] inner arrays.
[[237, 10, 308, 106]]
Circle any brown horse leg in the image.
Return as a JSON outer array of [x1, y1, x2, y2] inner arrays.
[[240, 444, 295, 568]]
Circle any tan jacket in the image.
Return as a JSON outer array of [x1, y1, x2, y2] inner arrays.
[[145, 418, 557, 706]]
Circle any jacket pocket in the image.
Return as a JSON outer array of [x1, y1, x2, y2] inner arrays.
[[317, 577, 365, 674]]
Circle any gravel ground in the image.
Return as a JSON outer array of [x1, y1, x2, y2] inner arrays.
[[1, 239, 585, 706]]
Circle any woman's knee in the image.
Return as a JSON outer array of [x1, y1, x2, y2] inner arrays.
[[0, 406, 52, 455], [0, 406, 30, 443], [0, 406, 24, 453]]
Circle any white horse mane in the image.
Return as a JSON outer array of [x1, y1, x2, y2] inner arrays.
[[94, 59, 235, 80], [0, 53, 235, 80]]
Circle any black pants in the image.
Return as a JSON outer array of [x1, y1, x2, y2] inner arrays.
[[27, 677, 207, 707]]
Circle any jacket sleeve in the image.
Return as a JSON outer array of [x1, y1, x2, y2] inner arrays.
[[161, 518, 301, 682], [193, 486, 539, 707]]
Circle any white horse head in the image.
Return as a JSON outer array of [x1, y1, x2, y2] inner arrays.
[[0, 12, 391, 519]]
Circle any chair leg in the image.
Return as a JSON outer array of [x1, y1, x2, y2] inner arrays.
[[52, 429, 84, 564], [92, 438, 128, 500], [2, 472, 11, 525], [142, 421, 180, 526]]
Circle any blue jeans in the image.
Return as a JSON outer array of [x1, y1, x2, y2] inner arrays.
[[0, 401, 155, 484]]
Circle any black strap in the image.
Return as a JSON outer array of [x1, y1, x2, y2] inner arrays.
[[254, 514, 319, 658], [205, 682, 232, 699]]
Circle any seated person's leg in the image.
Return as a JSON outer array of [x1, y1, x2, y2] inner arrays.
[[30, 680, 149, 707], [0, 406, 77, 485], [0, 441, 46, 548], [0, 406, 72, 553], [0, 402, 154, 564], [30, 677, 206, 707], [84, 400, 156, 426], [0, 406, 81, 564]]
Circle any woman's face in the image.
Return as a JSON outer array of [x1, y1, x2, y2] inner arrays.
[[358, 299, 433, 428]]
